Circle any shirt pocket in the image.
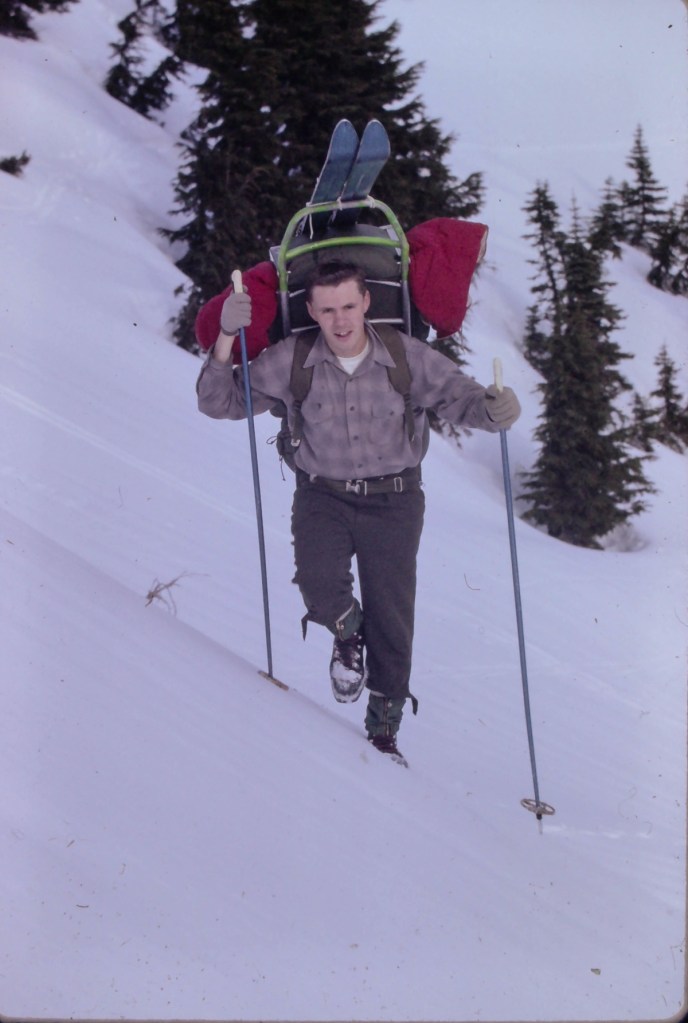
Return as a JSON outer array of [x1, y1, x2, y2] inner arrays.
[[368, 389, 406, 445], [301, 396, 334, 424]]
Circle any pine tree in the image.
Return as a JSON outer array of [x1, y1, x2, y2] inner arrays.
[[668, 193, 688, 295], [104, 1, 181, 118], [646, 207, 680, 291], [104, 5, 147, 106], [669, 194, 688, 295], [162, 1, 272, 347], [619, 125, 669, 251], [132, 53, 182, 116], [521, 183, 567, 374], [0, 0, 76, 40], [649, 346, 688, 451], [0, 0, 35, 38], [628, 392, 658, 453], [162, 0, 242, 71], [647, 193, 688, 295], [520, 191, 654, 548], [588, 177, 625, 258]]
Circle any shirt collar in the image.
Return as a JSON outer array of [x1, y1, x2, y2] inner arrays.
[[303, 322, 395, 369]]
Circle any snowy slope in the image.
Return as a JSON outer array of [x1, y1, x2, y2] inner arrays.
[[0, 2, 686, 1020]]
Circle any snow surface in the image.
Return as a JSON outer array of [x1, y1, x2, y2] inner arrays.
[[0, 1, 687, 1020]]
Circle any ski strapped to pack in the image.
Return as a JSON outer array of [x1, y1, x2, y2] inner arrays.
[[298, 118, 391, 236], [298, 119, 359, 236]]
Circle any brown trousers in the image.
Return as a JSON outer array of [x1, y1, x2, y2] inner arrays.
[[291, 478, 425, 700]]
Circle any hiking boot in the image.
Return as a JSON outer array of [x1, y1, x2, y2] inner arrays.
[[365, 692, 409, 766], [368, 733, 409, 768], [329, 629, 368, 703], [364, 691, 405, 735]]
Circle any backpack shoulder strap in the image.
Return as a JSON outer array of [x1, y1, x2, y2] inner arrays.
[[290, 331, 316, 400], [375, 323, 411, 392], [289, 331, 316, 449], [375, 323, 415, 442]]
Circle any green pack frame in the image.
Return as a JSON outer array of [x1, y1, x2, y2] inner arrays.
[[270, 196, 413, 338]]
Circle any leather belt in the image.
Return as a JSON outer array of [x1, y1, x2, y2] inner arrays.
[[296, 466, 421, 496]]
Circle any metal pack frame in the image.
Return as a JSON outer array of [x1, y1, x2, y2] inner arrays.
[[271, 197, 413, 337]]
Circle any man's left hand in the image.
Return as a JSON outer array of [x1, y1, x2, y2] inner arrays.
[[484, 385, 521, 429]]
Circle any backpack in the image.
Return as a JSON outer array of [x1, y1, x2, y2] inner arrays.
[[273, 323, 428, 473]]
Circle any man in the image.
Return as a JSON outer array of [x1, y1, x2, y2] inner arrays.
[[196, 261, 520, 765]]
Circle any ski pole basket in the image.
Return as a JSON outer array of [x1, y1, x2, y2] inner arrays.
[[270, 197, 414, 338]]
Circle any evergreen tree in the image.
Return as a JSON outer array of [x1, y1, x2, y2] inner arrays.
[[162, 1, 271, 347], [647, 193, 688, 295], [0, 0, 76, 40], [0, 0, 35, 38], [646, 206, 680, 291], [520, 189, 654, 548], [588, 177, 625, 258], [104, 5, 147, 106], [521, 183, 567, 373], [521, 307, 551, 377], [628, 392, 657, 453], [619, 125, 669, 251], [161, 0, 242, 71], [132, 53, 182, 116], [668, 193, 688, 295], [649, 345, 688, 451], [104, 1, 181, 118]]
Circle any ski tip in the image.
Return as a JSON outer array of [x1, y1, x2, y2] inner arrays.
[[359, 119, 391, 159], [362, 117, 389, 137], [333, 118, 359, 139]]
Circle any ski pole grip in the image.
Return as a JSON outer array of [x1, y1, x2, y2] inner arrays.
[[493, 357, 504, 393], [231, 269, 244, 295]]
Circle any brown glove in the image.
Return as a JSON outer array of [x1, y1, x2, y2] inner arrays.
[[220, 291, 252, 337], [484, 384, 521, 429]]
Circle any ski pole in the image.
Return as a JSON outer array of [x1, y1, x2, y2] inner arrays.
[[232, 270, 276, 683], [493, 358, 554, 822]]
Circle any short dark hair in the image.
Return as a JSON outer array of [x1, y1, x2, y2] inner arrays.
[[304, 260, 367, 303]]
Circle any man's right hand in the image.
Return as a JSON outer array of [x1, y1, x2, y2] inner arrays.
[[220, 291, 252, 337]]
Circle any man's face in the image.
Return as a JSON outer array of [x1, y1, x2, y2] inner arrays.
[[306, 279, 371, 359]]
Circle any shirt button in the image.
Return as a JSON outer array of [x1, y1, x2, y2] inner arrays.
[[349, 405, 355, 411]]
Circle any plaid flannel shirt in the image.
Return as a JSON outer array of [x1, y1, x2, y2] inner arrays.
[[196, 325, 500, 480]]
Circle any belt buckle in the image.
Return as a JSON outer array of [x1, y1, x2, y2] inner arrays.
[[345, 479, 367, 495], [393, 476, 404, 493]]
